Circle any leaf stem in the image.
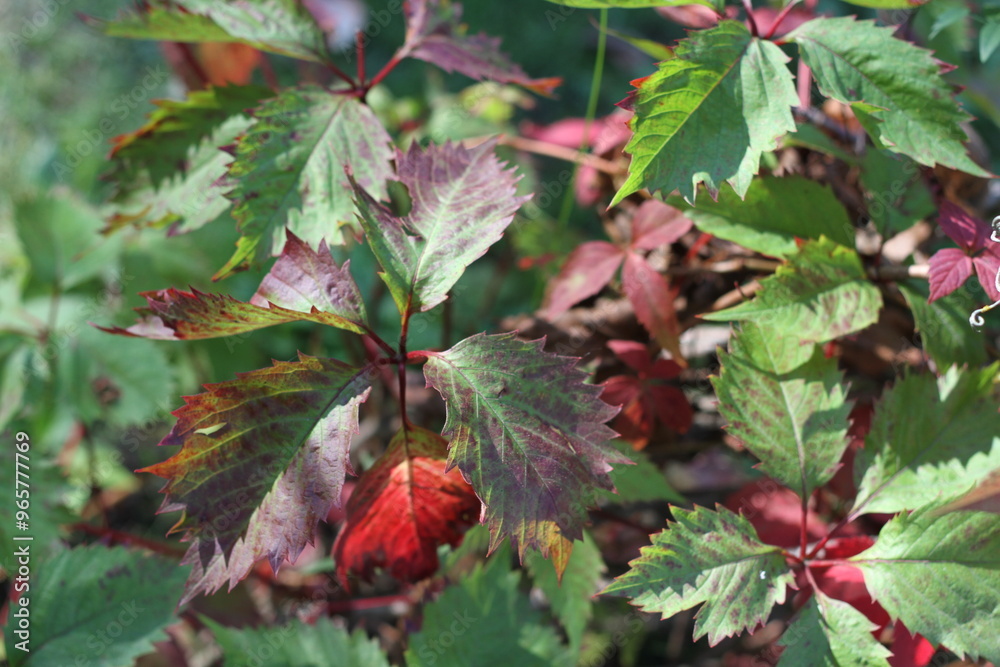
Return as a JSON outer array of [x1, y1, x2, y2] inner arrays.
[[364, 330, 396, 357], [324, 60, 357, 89], [492, 134, 620, 175], [355, 30, 366, 87], [742, 0, 760, 38], [365, 54, 402, 92], [764, 0, 801, 40], [556, 7, 608, 229], [398, 301, 413, 429]]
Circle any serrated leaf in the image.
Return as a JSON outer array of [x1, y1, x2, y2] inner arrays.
[[929, 202, 1000, 301], [217, 87, 394, 278], [140, 355, 374, 603], [332, 425, 479, 587], [4, 546, 187, 667], [93, 0, 332, 64], [898, 279, 986, 370], [526, 532, 604, 654], [851, 510, 1000, 663], [352, 141, 528, 315], [542, 241, 625, 318], [778, 592, 891, 666], [852, 365, 1000, 516], [422, 332, 628, 561], [207, 617, 390, 667], [403, 1, 560, 94], [101, 234, 370, 339], [621, 251, 682, 361], [612, 21, 797, 204], [702, 238, 883, 344], [406, 555, 572, 667], [788, 17, 989, 177], [668, 176, 854, 258], [103, 85, 271, 234], [713, 322, 850, 500], [603, 504, 794, 646]]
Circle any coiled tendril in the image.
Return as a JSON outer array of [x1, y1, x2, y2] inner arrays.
[[969, 215, 1000, 329]]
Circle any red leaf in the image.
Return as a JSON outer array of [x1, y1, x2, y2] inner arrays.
[[621, 251, 683, 362], [974, 247, 1000, 301], [648, 385, 693, 434], [723, 481, 827, 549], [809, 536, 891, 631], [606, 339, 652, 374], [542, 241, 625, 318], [630, 200, 693, 251], [332, 426, 479, 588], [927, 247, 973, 302], [601, 375, 651, 448], [888, 622, 935, 667], [937, 200, 984, 249]]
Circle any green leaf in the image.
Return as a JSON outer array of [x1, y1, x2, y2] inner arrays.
[[778, 592, 891, 666], [603, 504, 794, 646], [207, 617, 390, 667], [782, 123, 857, 165], [352, 141, 527, 315], [4, 546, 187, 667], [837, 0, 931, 7], [702, 238, 883, 344], [422, 333, 628, 560], [898, 279, 986, 370], [140, 355, 374, 603], [612, 21, 797, 204], [713, 322, 850, 499], [526, 532, 604, 654], [852, 365, 1000, 516], [406, 554, 572, 667], [981, 18, 1000, 62], [858, 149, 935, 234], [606, 441, 684, 504], [929, 6, 970, 40], [217, 87, 394, 279], [103, 85, 271, 234], [544, 0, 719, 7], [788, 17, 989, 177], [668, 176, 854, 258], [851, 509, 1000, 663], [94, 0, 332, 63]]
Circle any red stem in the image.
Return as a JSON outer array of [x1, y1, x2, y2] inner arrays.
[[398, 301, 413, 429], [797, 59, 812, 109], [799, 492, 809, 559], [742, 0, 760, 37], [364, 330, 396, 357], [356, 30, 366, 87], [764, 0, 801, 40], [324, 61, 357, 89], [70, 523, 186, 558], [365, 54, 402, 92]]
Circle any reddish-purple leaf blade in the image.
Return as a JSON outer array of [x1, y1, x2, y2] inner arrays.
[[621, 251, 683, 362], [542, 241, 625, 319], [630, 200, 693, 251], [606, 339, 652, 374], [647, 385, 693, 434], [973, 248, 1000, 301], [352, 140, 528, 314], [928, 247, 974, 302], [937, 200, 984, 250], [422, 333, 628, 561], [403, 1, 560, 94], [141, 355, 374, 603], [250, 231, 368, 332]]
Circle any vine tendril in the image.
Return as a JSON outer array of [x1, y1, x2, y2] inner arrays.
[[969, 215, 1000, 329]]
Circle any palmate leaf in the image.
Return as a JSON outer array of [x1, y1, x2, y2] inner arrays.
[[852, 365, 1000, 516], [208, 617, 390, 667], [668, 176, 855, 258], [93, 0, 332, 64], [141, 355, 374, 603], [3, 546, 188, 667], [217, 86, 394, 279], [611, 20, 797, 204], [703, 238, 883, 344], [851, 509, 1000, 663], [352, 141, 528, 315], [778, 592, 891, 666], [100, 233, 370, 339], [402, 1, 560, 94], [422, 333, 628, 562], [332, 425, 479, 587], [603, 504, 794, 646], [103, 85, 272, 234], [713, 322, 851, 500], [788, 17, 989, 177]]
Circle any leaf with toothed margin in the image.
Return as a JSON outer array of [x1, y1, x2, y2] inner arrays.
[[98, 233, 369, 339], [216, 86, 394, 279], [402, 1, 560, 95], [421, 332, 628, 566], [351, 141, 528, 315], [602, 504, 794, 646], [778, 592, 891, 666], [90, 0, 332, 64], [851, 509, 1000, 663], [712, 322, 851, 500], [787, 17, 990, 177], [611, 20, 797, 205], [139, 354, 374, 604], [702, 238, 883, 345], [851, 364, 1000, 517]]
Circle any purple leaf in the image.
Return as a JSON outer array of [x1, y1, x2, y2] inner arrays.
[[542, 241, 625, 319], [928, 248, 974, 302], [938, 200, 986, 249], [630, 200, 693, 251]]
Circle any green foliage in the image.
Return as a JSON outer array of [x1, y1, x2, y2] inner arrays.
[[779, 593, 892, 666], [208, 617, 391, 667]]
